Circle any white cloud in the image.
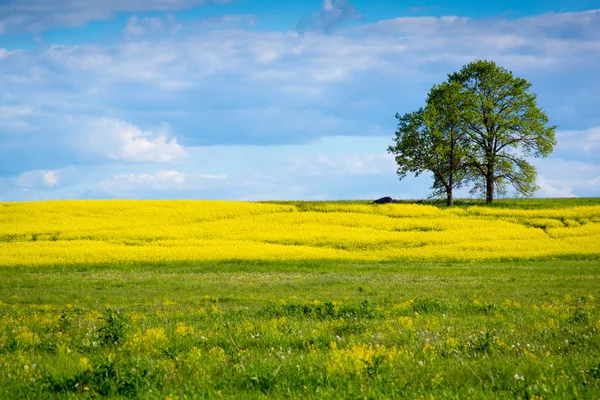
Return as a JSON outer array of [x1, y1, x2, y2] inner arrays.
[[74, 118, 189, 163], [535, 158, 600, 198], [20, 9, 597, 101], [99, 170, 227, 193], [298, 0, 361, 34], [123, 13, 255, 40], [0, 105, 33, 119], [536, 174, 600, 198], [227, 150, 402, 200], [358, 9, 600, 40], [557, 126, 600, 154], [536, 176, 576, 198], [0, 48, 17, 60], [11, 169, 59, 189], [124, 14, 182, 39], [0, 0, 231, 34], [354, 10, 600, 71], [43, 170, 58, 187], [0, 105, 34, 132], [287, 153, 395, 176], [124, 16, 150, 38]]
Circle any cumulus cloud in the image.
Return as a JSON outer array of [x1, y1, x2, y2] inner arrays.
[[228, 149, 406, 201], [286, 153, 395, 176], [536, 176, 577, 198], [22, 9, 599, 102], [0, 0, 234, 34], [88, 140, 404, 200], [297, 0, 361, 34], [536, 175, 600, 198], [11, 169, 59, 189], [193, 14, 256, 31], [0, 105, 34, 132], [358, 9, 600, 39], [99, 170, 227, 194], [74, 118, 189, 163], [124, 14, 180, 38], [0, 48, 17, 60], [123, 13, 254, 40], [0, 165, 89, 196], [555, 126, 600, 158], [355, 10, 600, 71], [535, 158, 600, 198]]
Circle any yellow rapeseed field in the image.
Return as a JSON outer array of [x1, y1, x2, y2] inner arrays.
[[1, 200, 599, 266]]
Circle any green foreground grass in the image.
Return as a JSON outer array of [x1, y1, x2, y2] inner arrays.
[[0, 259, 599, 399]]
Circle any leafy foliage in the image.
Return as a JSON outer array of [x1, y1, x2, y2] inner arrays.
[[389, 82, 470, 205], [97, 307, 128, 346], [449, 60, 556, 203], [390, 60, 556, 204]]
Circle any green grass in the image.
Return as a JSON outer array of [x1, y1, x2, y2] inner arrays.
[[264, 197, 600, 210], [1, 259, 599, 399]]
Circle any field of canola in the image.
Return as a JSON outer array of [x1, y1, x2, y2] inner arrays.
[[1, 200, 600, 266]]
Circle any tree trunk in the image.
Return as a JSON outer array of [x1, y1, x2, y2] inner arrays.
[[447, 174, 454, 206], [446, 189, 453, 207], [486, 174, 494, 204]]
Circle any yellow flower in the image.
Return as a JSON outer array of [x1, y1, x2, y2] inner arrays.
[[174, 322, 194, 336], [16, 327, 39, 346], [422, 343, 435, 354], [79, 357, 92, 370], [446, 337, 458, 348], [126, 328, 168, 352], [326, 343, 396, 375], [1, 201, 600, 265], [398, 316, 415, 331]]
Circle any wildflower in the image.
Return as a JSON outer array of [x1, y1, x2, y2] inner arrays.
[[79, 357, 92, 370], [174, 322, 194, 336], [422, 343, 435, 353]]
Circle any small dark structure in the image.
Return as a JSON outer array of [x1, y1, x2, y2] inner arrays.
[[373, 196, 395, 204]]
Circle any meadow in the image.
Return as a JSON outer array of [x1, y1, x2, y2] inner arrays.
[[0, 199, 599, 398]]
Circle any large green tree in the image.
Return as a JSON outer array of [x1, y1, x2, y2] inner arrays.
[[449, 60, 556, 203], [388, 81, 470, 206], [390, 60, 556, 205]]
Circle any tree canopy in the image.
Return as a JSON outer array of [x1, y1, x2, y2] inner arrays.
[[388, 81, 469, 206], [388, 60, 556, 204]]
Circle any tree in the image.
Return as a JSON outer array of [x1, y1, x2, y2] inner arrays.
[[388, 81, 470, 206], [448, 60, 556, 203], [389, 59, 556, 205]]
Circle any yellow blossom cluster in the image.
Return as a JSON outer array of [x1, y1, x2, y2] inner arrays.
[[326, 342, 405, 375], [1, 200, 599, 266]]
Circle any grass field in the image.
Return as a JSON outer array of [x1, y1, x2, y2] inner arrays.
[[1, 199, 599, 398]]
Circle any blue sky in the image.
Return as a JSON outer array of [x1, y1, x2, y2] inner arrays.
[[1, 0, 599, 201]]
